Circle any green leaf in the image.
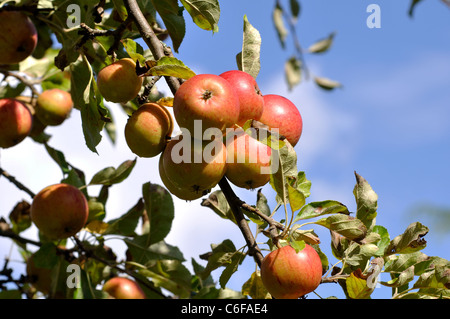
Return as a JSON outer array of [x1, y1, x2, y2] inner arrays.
[[199, 239, 237, 280], [219, 250, 245, 289], [142, 182, 175, 245], [104, 199, 144, 236], [386, 222, 429, 255], [315, 214, 367, 241], [180, 0, 220, 32], [236, 15, 261, 79], [346, 271, 373, 299], [70, 55, 106, 153], [151, 0, 186, 53], [201, 190, 236, 224], [121, 38, 147, 66], [285, 56, 302, 90], [294, 200, 349, 222], [145, 56, 196, 79], [290, 0, 301, 20], [382, 266, 416, 288], [408, 0, 424, 17], [287, 183, 305, 213], [272, 3, 288, 49], [353, 172, 378, 230], [89, 159, 137, 186], [308, 32, 336, 54], [0, 290, 21, 299], [125, 236, 185, 264], [314, 76, 342, 91], [242, 271, 271, 299], [370, 225, 390, 256], [8, 201, 32, 234]]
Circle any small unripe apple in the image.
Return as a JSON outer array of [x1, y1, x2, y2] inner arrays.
[[35, 88, 73, 126], [125, 103, 173, 158], [30, 183, 89, 240], [97, 58, 143, 103], [103, 277, 146, 299], [26, 254, 52, 295], [173, 74, 240, 136], [225, 129, 272, 189], [0, 11, 38, 65], [261, 244, 323, 299], [219, 70, 264, 127], [0, 98, 33, 148], [259, 94, 303, 147], [158, 153, 204, 201], [162, 133, 227, 195]]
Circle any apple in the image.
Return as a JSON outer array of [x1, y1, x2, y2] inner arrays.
[[103, 277, 146, 299], [225, 129, 272, 189], [0, 98, 33, 148], [125, 103, 173, 158], [35, 88, 73, 126], [219, 70, 264, 127], [162, 133, 227, 195], [173, 74, 240, 136], [96, 58, 143, 103], [259, 94, 303, 147], [260, 244, 323, 299], [0, 11, 38, 65], [30, 183, 89, 240], [158, 154, 204, 201], [26, 254, 52, 295]]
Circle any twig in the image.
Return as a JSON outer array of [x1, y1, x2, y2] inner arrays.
[[0, 167, 36, 198], [0, 70, 40, 97], [137, 75, 162, 105]]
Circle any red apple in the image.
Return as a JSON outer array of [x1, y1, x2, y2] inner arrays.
[[125, 103, 173, 158], [259, 94, 303, 147], [97, 58, 143, 103], [173, 74, 240, 136], [0, 11, 38, 65], [0, 98, 33, 148], [260, 244, 323, 299], [103, 277, 146, 299], [225, 129, 272, 189], [219, 70, 264, 127], [30, 183, 89, 240], [35, 88, 73, 126]]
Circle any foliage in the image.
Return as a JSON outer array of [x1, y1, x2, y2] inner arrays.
[[0, 0, 448, 300]]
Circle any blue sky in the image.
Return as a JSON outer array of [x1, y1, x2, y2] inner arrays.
[[0, 1, 449, 299]]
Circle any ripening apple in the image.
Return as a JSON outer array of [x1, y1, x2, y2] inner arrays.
[[219, 70, 264, 127], [162, 133, 227, 195], [173, 73, 240, 136], [103, 277, 146, 299], [35, 88, 73, 126], [0, 11, 38, 65], [260, 244, 323, 299], [158, 154, 204, 201], [96, 58, 143, 103], [125, 103, 173, 158], [30, 183, 89, 240], [225, 129, 272, 189], [0, 98, 33, 148], [259, 94, 303, 147]]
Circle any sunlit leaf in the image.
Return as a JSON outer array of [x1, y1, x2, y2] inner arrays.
[[180, 0, 220, 32], [236, 15, 261, 79]]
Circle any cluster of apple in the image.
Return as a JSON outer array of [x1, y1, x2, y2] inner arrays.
[[0, 11, 74, 149], [96, 57, 304, 201]]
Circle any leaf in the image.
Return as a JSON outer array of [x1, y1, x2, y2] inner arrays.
[[241, 271, 271, 299], [294, 200, 349, 222], [201, 190, 236, 224], [180, 0, 220, 32], [290, 0, 301, 20], [346, 271, 373, 299], [386, 222, 429, 255], [308, 32, 336, 54], [121, 38, 147, 66], [384, 252, 431, 274], [125, 236, 185, 265], [272, 3, 288, 49], [314, 76, 342, 91], [142, 182, 175, 245], [151, 0, 186, 53], [8, 201, 31, 234], [382, 266, 416, 288], [199, 239, 237, 280], [408, 0, 424, 17], [287, 183, 305, 213], [315, 214, 367, 241], [290, 227, 321, 245], [236, 15, 261, 79], [104, 199, 145, 236], [70, 55, 106, 153], [353, 172, 378, 230], [219, 250, 245, 288], [89, 159, 137, 186], [143, 56, 196, 79], [285, 56, 302, 90]]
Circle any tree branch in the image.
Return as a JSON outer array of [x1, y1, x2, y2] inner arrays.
[[0, 167, 36, 198]]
